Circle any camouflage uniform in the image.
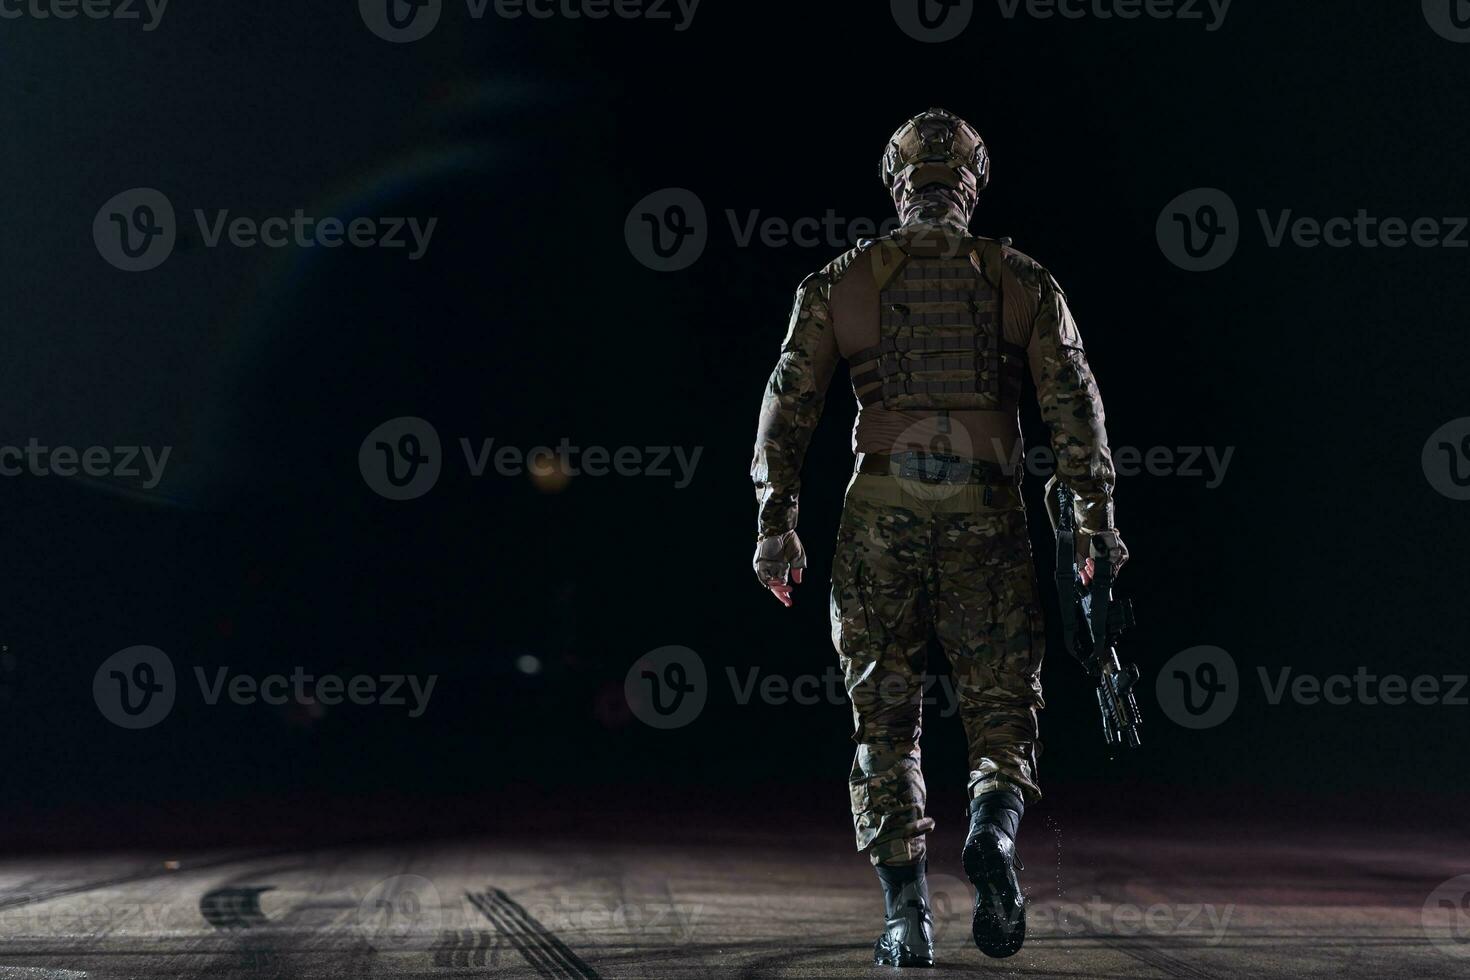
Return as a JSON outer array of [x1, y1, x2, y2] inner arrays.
[[752, 109, 1122, 868]]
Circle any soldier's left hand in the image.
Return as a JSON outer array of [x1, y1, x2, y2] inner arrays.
[[753, 530, 807, 608]]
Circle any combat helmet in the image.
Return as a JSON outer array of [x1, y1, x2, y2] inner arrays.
[[880, 108, 989, 217]]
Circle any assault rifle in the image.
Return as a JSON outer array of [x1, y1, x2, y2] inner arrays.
[[1048, 480, 1142, 753]]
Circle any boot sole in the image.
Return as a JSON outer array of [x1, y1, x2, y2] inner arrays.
[[963, 836, 1025, 958]]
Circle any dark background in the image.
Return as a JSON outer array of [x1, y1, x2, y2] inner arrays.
[[2, 2, 1467, 848]]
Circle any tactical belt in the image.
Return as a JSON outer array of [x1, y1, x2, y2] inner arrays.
[[856, 452, 1020, 486]]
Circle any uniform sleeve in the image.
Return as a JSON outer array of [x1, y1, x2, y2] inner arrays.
[[750, 271, 840, 538], [1027, 271, 1117, 532]]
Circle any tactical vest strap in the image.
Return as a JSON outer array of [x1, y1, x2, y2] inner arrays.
[[854, 373, 1025, 408]]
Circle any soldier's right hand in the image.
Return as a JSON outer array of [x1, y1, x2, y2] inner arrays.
[[1079, 528, 1129, 585], [753, 530, 807, 608]]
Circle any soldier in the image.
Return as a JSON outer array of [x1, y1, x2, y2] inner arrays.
[[750, 108, 1128, 966]]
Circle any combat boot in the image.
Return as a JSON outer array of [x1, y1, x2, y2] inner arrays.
[[872, 860, 935, 968], [962, 789, 1026, 957]]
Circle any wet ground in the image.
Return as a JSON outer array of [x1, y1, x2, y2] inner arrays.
[[0, 811, 1465, 978]]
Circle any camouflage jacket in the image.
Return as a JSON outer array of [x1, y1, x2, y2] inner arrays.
[[751, 227, 1118, 538]]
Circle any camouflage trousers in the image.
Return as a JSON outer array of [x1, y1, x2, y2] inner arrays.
[[830, 473, 1045, 867]]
